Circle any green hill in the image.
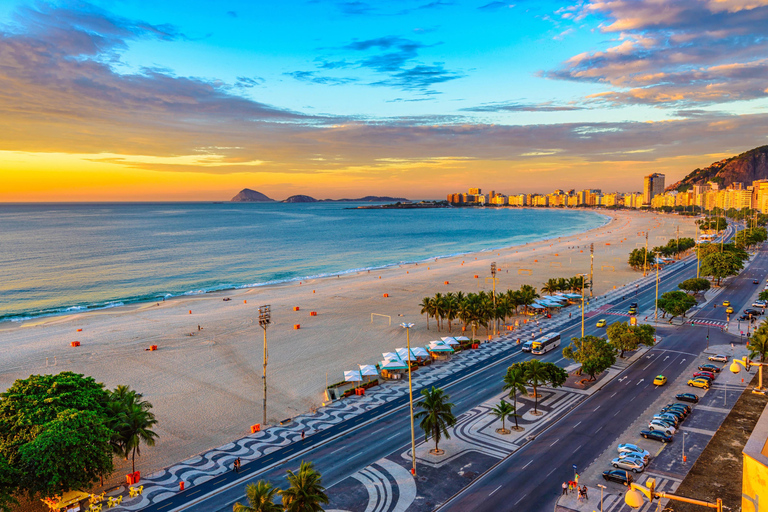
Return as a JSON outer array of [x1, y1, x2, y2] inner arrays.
[[667, 145, 768, 192]]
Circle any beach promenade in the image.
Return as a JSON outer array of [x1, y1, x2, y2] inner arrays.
[[0, 209, 695, 486]]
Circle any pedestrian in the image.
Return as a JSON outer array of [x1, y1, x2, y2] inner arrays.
[[233, 459, 239, 473], [562, 482, 568, 495], [569, 312, 572, 318], [582, 485, 588, 500], [301, 430, 305, 440], [236, 457, 241, 472], [577, 487, 583, 501]]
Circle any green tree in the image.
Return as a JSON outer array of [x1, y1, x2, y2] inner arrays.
[[0, 456, 17, 512], [0, 372, 115, 502], [541, 278, 559, 294], [419, 296, 434, 330], [280, 461, 329, 512], [656, 291, 698, 321], [414, 386, 457, 454], [628, 248, 654, 272], [562, 336, 617, 381], [749, 324, 768, 363], [700, 251, 745, 286], [678, 278, 711, 295], [502, 366, 527, 430], [518, 285, 539, 314], [489, 400, 517, 434], [759, 290, 768, 302], [606, 322, 656, 358], [234, 481, 282, 512], [112, 393, 159, 474]]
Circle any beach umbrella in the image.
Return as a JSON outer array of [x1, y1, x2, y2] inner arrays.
[[382, 352, 401, 362], [441, 336, 457, 342], [379, 359, 408, 370], [442, 338, 460, 346], [344, 371, 363, 382], [411, 346, 429, 358], [359, 364, 379, 376], [428, 342, 454, 352], [454, 336, 470, 341], [396, 347, 416, 361]]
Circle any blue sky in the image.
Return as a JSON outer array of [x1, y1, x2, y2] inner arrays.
[[1, 0, 768, 200]]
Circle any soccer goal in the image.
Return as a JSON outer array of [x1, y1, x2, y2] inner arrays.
[[518, 268, 533, 275], [370, 313, 392, 326], [550, 261, 561, 267], [601, 265, 615, 272]]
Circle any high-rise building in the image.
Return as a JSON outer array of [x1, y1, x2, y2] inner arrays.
[[643, 173, 665, 205], [468, 187, 482, 195]]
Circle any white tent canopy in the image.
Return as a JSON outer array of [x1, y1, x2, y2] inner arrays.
[[428, 342, 454, 352], [344, 370, 363, 382], [382, 352, 401, 362], [359, 364, 378, 376], [379, 359, 408, 370], [441, 337, 456, 342], [454, 336, 470, 341], [396, 348, 416, 361], [411, 346, 429, 358], [442, 338, 460, 346]]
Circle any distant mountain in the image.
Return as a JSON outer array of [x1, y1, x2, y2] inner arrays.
[[283, 195, 318, 203], [668, 145, 768, 192], [230, 189, 275, 202]]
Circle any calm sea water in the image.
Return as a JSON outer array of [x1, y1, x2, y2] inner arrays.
[[0, 203, 607, 322]]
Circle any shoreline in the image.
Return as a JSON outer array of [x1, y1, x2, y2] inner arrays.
[[0, 209, 695, 484], [0, 209, 611, 326]]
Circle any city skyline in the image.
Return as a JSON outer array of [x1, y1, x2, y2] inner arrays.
[[2, 1, 768, 201]]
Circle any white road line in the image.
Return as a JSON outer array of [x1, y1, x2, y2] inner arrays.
[[330, 446, 347, 455], [595, 426, 603, 433], [522, 460, 533, 469], [613, 410, 620, 417], [594, 405, 601, 411], [514, 493, 528, 505], [546, 468, 556, 477], [611, 392, 617, 398], [550, 438, 560, 447], [385, 434, 399, 441], [573, 444, 582, 454], [574, 421, 582, 428], [489, 485, 502, 496]]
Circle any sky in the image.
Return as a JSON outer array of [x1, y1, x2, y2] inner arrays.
[[1, 0, 768, 201]]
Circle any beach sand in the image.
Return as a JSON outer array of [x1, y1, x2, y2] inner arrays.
[[0, 209, 696, 484]]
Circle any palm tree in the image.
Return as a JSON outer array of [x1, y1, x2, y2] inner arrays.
[[489, 400, 518, 434], [233, 481, 282, 512], [750, 324, 768, 362], [502, 366, 527, 430], [445, 292, 457, 333], [107, 386, 159, 473], [541, 279, 559, 295], [505, 289, 521, 315], [433, 292, 445, 331], [419, 297, 434, 330], [280, 461, 329, 512], [414, 386, 457, 455], [524, 360, 547, 415], [556, 277, 568, 293], [458, 293, 480, 338], [518, 285, 539, 315], [496, 297, 513, 332]]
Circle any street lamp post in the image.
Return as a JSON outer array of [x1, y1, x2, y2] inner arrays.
[[400, 322, 417, 476], [597, 484, 606, 512], [259, 305, 271, 426], [491, 262, 497, 337], [654, 252, 660, 324], [580, 274, 586, 338], [625, 478, 722, 511]]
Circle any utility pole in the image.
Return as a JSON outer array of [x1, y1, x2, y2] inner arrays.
[[643, 231, 649, 277], [676, 225, 680, 260], [696, 223, 700, 278], [491, 262, 497, 336], [589, 243, 594, 298], [400, 323, 417, 476], [581, 274, 586, 338], [259, 305, 271, 426], [654, 252, 660, 324]]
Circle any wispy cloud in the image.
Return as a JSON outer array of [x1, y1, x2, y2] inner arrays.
[[461, 100, 585, 112], [284, 71, 358, 85], [478, 2, 511, 11]]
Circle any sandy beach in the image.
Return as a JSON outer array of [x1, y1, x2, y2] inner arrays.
[[0, 209, 696, 483]]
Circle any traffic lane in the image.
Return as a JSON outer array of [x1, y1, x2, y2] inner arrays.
[[440, 341, 692, 511]]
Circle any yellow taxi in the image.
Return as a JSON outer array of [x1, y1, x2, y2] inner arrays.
[[653, 375, 667, 386], [688, 378, 710, 389], [596, 319, 607, 327], [726, 307, 734, 314], [723, 300, 731, 307]]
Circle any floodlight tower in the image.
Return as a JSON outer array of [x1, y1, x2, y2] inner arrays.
[[491, 262, 497, 336], [259, 304, 271, 426]]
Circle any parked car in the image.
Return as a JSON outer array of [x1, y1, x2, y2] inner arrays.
[[693, 375, 713, 385], [652, 414, 679, 427], [596, 319, 607, 327], [603, 469, 633, 486], [752, 300, 766, 307], [698, 363, 722, 373], [641, 430, 673, 443], [612, 457, 645, 473], [659, 409, 685, 422], [653, 375, 667, 386], [648, 419, 676, 435], [618, 444, 650, 458], [693, 371, 716, 380], [688, 378, 711, 389], [755, 280, 761, 285], [708, 354, 728, 362], [745, 309, 763, 316], [619, 450, 650, 464], [739, 314, 750, 321], [662, 402, 692, 414], [630, 302, 638, 309], [676, 393, 700, 403]]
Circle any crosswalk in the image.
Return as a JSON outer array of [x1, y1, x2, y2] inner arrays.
[[689, 318, 728, 328], [603, 472, 681, 512]]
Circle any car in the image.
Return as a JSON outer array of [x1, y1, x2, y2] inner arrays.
[[752, 300, 766, 307], [628, 307, 637, 315], [641, 430, 673, 443], [746, 309, 763, 316], [693, 374, 713, 384], [676, 393, 700, 403], [698, 363, 722, 373], [611, 457, 645, 473], [618, 444, 650, 458], [602, 469, 633, 486], [596, 319, 607, 327], [652, 414, 679, 427], [662, 402, 692, 414], [723, 300, 731, 307], [630, 302, 638, 309], [619, 450, 650, 464], [659, 409, 685, 422], [688, 378, 711, 389], [726, 307, 734, 314], [648, 419, 676, 435], [739, 314, 751, 321], [693, 371, 716, 380], [755, 280, 761, 284], [708, 354, 728, 362], [653, 375, 667, 386]]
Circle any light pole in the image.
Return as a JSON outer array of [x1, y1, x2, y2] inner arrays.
[[491, 262, 497, 337], [400, 322, 417, 476], [580, 274, 586, 338], [696, 223, 700, 278], [682, 431, 688, 463], [625, 477, 722, 511], [643, 231, 649, 277], [654, 252, 660, 324], [259, 305, 271, 426], [597, 484, 606, 512]]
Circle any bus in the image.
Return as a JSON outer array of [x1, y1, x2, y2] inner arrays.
[[531, 332, 561, 355], [522, 340, 534, 353]]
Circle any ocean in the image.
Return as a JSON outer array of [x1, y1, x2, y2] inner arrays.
[[0, 203, 608, 322]]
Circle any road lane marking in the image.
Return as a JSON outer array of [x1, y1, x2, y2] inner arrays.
[[574, 421, 581, 428], [573, 444, 582, 454], [489, 485, 502, 496], [514, 494, 528, 505], [330, 445, 348, 455], [550, 438, 559, 447], [595, 426, 603, 433], [187, 490, 201, 497], [613, 410, 620, 417], [522, 460, 533, 469], [594, 405, 601, 411], [546, 468, 556, 477], [385, 433, 399, 441], [611, 392, 617, 398]]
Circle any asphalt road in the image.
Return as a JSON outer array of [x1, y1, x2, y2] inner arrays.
[[440, 242, 768, 512], [145, 225, 750, 512]]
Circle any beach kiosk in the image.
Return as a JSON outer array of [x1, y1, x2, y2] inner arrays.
[[42, 491, 90, 512], [379, 358, 408, 379], [427, 341, 454, 361]]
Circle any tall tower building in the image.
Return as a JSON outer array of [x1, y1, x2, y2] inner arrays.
[[643, 173, 665, 205]]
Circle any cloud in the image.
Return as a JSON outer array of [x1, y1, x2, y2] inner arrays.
[[235, 76, 265, 88], [337, 2, 376, 15], [545, 0, 768, 107], [284, 71, 358, 85], [478, 2, 509, 10], [461, 101, 585, 112], [226, 10, 238, 18]]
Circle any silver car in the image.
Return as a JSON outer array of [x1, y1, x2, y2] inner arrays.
[[619, 450, 650, 465], [648, 419, 676, 435], [618, 444, 650, 458], [611, 457, 645, 473], [652, 414, 679, 427]]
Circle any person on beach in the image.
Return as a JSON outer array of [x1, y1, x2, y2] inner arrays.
[[562, 482, 568, 495]]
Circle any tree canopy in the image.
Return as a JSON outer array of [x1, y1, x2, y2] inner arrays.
[[628, 248, 654, 272], [700, 251, 746, 285], [735, 227, 768, 249], [678, 278, 711, 295], [562, 336, 617, 381], [605, 322, 656, 358], [656, 291, 698, 321]]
